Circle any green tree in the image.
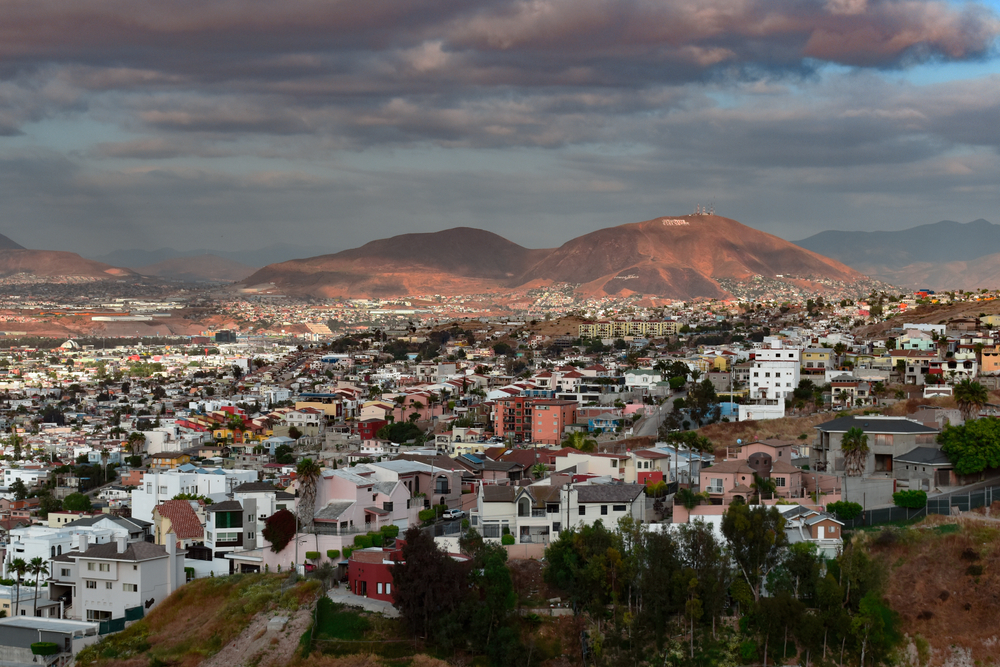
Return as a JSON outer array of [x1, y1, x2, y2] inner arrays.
[[954, 379, 989, 421], [274, 444, 295, 464], [392, 526, 471, 641], [530, 463, 546, 479], [8, 479, 27, 501], [561, 431, 598, 452], [939, 417, 1000, 475], [62, 493, 92, 513], [841, 426, 869, 476], [721, 503, 788, 603], [29, 557, 48, 617]]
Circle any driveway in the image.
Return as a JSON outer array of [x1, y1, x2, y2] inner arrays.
[[327, 585, 399, 617]]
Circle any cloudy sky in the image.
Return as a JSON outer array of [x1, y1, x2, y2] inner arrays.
[[1, 0, 999, 257]]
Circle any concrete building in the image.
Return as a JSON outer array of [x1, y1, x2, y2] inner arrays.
[[130, 467, 258, 523]]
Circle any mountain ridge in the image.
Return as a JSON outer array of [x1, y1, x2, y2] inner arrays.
[[242, 215, 864, 299]]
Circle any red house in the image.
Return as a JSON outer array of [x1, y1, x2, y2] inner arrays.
[[357, 418, 388, 440], [347, 540, 472, 603]]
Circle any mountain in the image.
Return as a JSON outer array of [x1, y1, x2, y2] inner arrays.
[[242, 215, 863, 299], [795, 219, 1000, 288], [0, 249, 133, 279], [0, 232, 24, 251], [91, 242, 339, 270], [136, 255, 257, 283]]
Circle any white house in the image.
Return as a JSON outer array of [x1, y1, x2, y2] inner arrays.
[[749, 342, 800, 401], [130, 467, 258, 523]]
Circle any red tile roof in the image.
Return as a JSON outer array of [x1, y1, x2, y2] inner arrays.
[[154, 500, 204, 541]]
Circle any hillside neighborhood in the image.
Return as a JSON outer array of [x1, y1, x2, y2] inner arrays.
[[0, 291, 998, 665]]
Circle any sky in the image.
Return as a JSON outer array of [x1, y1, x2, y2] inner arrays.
[[2, 0, 1000, 257]]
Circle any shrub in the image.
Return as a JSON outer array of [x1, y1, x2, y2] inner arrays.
[[184, 567, 195, 582], [966, 564, 984, 576], [380, 525, 399, 538], [305, 551, 320, 561], [893, 490, 928, 509], [370, 533, 383, 547], [826, 501, 863, 521], [434, 504, 445, 516], [501, 534, 515, 545], [326, 549, 340, 560], [353, 534, 374, 549], [418, 508, 436, 523], [342, 547, 353, 559], [262, 509, 297, 553], [31, 643, 59, 656]]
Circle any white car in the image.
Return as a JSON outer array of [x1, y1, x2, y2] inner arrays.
[[443, 509, 465, 520]]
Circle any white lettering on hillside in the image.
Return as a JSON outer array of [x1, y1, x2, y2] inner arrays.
[[660, 219, 689, 226]]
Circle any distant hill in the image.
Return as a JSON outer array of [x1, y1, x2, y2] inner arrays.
[[0, 249, 133, 279], [242, 215, 863, 299], [0, 232, 24, 251], [91, 242, 339, 270], [136, 255, 257, 283], [795, 219, 1000, 289]]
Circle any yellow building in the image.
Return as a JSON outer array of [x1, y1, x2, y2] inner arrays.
[[151, 452, 191, 469]]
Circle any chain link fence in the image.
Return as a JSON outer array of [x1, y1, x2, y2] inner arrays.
[[839, 484, 1000, 529]]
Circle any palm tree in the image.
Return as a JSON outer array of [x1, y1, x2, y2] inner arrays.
[[10, 558, 26, 617], [127, 431, 146, 462], [561, 431, 598, 452], [530, 463, 547, 479], [954, 379, 989, 421], [750, 473, 777, 504], [674, 487, 709, 510], [295, 458, 323, 532], [29, 557, 47, 617], [393, 395, 407, 423], [841, 426, 870, 477]]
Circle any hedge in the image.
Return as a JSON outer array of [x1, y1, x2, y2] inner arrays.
[[418, 508, 436, 523], [434, 504, 445, 516], [305, 551, 320, 560], [826, 501, 863, 521], [342, 547, 353, 559], [354, 534, 374, 548], [501, 534, 515, 546], [31, 643, 59, 656], [893, 489, 927, 509], [326, 549, 341, 560], [381, 525, 400, 538], [370, 534, 383, 547]]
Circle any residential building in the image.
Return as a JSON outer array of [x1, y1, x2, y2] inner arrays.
[[530, 400, 577, 445], [130, 467, 258, 524], [811, 416, 939, 475], [748, 343, 800, 401]]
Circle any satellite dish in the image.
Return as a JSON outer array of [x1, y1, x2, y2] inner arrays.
[[737, 438, 742, 445]]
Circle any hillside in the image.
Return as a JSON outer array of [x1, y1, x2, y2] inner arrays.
[[242, 215, 863, 299], [0, 249, 133, 278], [796, 219, 1000, 289], [137, 254, 257, 282]]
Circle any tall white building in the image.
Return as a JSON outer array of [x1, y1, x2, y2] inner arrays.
[[749, 342, 801, 401], [131, 467, 258, 523]]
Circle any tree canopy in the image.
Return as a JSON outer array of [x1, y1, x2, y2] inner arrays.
[[939, 417, 1000, 475]]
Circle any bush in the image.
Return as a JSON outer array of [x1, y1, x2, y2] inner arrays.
[[31, 643, 59, 656], [305, 551, 320, 560], [826, 501, 863, 521], [184, 567, 195, 582], [434, 504, 445, 516], [380, 525, 399, 538], [893, 490, 928, 509], [418, 508, 436, 523], [501, 534, 515, 545], [354, 534, 374, 549], [342, 547, 353, 559], [370, 533, 383, 547], [326, 549, 340, 560], [262, 509, 297, 553]]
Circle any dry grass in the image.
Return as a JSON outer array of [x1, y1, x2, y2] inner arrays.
[[867, 518, 1000, 666], [697, 412, 834, 452]]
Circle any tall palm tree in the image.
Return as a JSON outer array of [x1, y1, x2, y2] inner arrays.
[[750, 473, 777, 504], [127, 432, 146, 462], [295, 458, 323, 532], [10, 558, 27, 617], [393, 395, 407, 423], [954, 379, 989, 421], [841, 426, 870, 477], [29, 557, 47, 617]]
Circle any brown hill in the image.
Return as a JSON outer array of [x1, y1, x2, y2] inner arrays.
[[242, 215, 863, 299], [0, 249, 133, 278], [854, 253, 1000, 291], [137, 254, 256, 282]]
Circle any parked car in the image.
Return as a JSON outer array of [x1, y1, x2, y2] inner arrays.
[[443, 509, 465, 520]]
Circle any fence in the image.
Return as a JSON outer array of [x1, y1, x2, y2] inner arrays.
[[839, 484, 1000, 529], [98, 606, 144, 635]]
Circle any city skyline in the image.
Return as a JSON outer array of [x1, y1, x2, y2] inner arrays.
[[1, 0, 999, 256]]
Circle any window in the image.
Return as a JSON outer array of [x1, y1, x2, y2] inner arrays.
[[613, 505, 626, 512], [86, 581, 97, 589], [100, 563, 110, 572], [383, 502, 393, 512], [123, 583, 137, 592], [159, 486, 167, 494], [385, 583, 391, 595], [774, 477, 786, 487], [601, 505, 608, 515], [579, 506, 586, 515], [87, 610, 112, 622], [106, 582, 113, 589], [61, 569, 70, 577], [377, 583, 383, 595], [87, 563, 95, 571]]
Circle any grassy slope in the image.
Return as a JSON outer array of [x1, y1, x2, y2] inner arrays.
[[77, 574, 321, 667]]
